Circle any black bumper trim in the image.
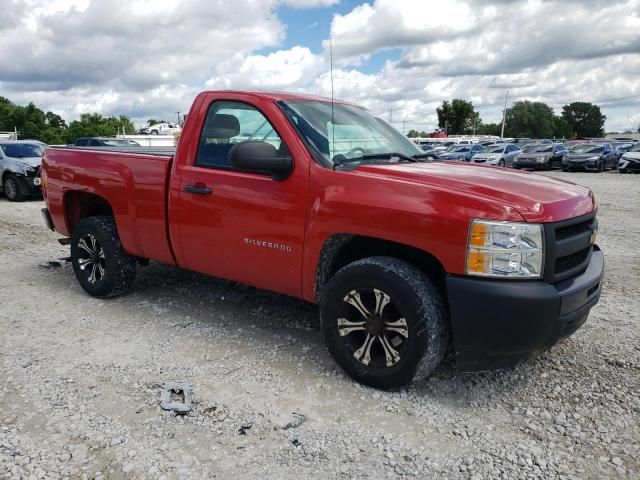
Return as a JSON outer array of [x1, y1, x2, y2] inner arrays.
[[14, 174, 42, 196], [446, 247, 604, 372], [41, 208, 55, 231]]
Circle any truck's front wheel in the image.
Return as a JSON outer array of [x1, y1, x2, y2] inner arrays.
[[320, 257, 449, 389], [71, 216, 137, 298]]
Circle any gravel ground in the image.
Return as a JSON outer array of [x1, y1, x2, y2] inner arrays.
[[1, 171, 638, 480]]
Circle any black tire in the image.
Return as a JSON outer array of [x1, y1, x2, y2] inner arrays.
[[498, 159, 505, 167], [70, 216, 137, 298], [562, 168, 568, 172], [598, 160, 605, 172], [150, 130, 158, 135], [3, 174, 25, 202], [320, 257, 449, 389]]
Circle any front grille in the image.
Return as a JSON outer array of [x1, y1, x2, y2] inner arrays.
[[543, 212, 596, 283], [555, 247, 590, 274], [555, 219, 593, 241]]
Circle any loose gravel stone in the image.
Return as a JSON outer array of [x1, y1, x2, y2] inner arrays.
[[0, 171, 638, 479]]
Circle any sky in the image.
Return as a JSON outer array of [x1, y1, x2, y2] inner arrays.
[[1, 0, 639, 133]]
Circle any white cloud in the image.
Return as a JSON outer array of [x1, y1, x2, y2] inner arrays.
[[1, 0, 639, 132], [206, 47, 325, 90]]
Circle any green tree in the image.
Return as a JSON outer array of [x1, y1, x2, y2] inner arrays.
[[561, 102, 606, 138], [552, 116, 573, 140], [436, 99, 480, 135], [419, 131, 428, 138], [0, 97, 67, 144], [476, 122, 501, 136], [147, 118, 168, 126], [64, 114, 136, 143], [406, 129, 419, 138], [504, 101, 558, 138]]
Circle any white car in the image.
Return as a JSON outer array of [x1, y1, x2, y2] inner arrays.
[[0, 140, 46, 201], [145, 123, 182, 135]]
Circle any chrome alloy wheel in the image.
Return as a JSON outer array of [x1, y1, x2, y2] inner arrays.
[[337, 289, 409, 367], [76, 233, 106, 284]]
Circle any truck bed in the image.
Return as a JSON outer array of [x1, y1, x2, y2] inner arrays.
[[43, 146, 176, 265], [58, 146, 176, 157]]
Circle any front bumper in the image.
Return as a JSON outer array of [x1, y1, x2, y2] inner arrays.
[[14, 174, 42, 196], [514, 159, 547, 169], [446, 247, 604, 372], [564, 161, 599, 171], [618, 158, 640, 172]]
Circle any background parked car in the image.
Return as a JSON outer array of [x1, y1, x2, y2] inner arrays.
[[470, 143, 521, 167], [437, 144, 483, 161], [73, 137, 141, 147], [419, 145, 440, 160], [513, 143, 567, 170], [0, 140, 45, 201], [562, 143, 618, 172], [143, 123, 182, 135], [611, 141, 635, 160], [618, 143, 640, 173]]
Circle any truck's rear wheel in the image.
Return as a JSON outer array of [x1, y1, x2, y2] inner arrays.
[[71, 216, 137, 298], [320, 257, 449, 389]]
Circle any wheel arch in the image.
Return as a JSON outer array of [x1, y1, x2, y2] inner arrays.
[[315, 234, 446, 302], [63, 190, 114, 235]]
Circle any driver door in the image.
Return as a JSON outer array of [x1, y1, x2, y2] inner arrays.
[[170, 98, 308, 297]]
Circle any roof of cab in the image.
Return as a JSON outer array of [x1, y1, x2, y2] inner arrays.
[[199, 90, 356, 105]]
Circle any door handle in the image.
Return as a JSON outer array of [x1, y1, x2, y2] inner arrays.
[[184, 184, 213, 195]]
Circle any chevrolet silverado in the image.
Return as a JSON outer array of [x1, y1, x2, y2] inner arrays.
[[40, 91, 604, 389]]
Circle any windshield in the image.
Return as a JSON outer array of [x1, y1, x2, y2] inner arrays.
[[449, 146, 470, 152], [572, 145, 603, 154], [522, 145, 544, 153], [279, 100, 423, 166], [534, 146, 553, 153], [482, 146, 505, 154], [0, 143, 45, 158], [629, 144, 640, 152]]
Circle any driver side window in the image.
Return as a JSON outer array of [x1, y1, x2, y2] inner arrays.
[[196, 101, 284, 169]]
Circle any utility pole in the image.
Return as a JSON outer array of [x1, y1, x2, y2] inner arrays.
[[402, 120, 407, 135], [176, 111, 181, 125], [500, 90, 509, 139], [389, 109, 393, 124]]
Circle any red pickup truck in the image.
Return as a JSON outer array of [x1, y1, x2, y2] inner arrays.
[[41, 91, 604, 389]]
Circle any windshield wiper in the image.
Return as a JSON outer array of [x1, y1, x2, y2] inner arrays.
[[333, 152, 419, 170]]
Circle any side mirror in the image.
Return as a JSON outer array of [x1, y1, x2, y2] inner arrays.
[[229, 141, 293, 181]]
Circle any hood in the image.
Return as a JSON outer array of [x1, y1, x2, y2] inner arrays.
[[518, 152, 549, 159], [6, 155, 42, 167], [472, 153, 500, 160], [355, 162, 595, 223], [439, 152, 467, 159], [566, 153, 600, 161]]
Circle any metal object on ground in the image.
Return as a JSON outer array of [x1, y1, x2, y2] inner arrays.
[[160, 382, 192, 414]]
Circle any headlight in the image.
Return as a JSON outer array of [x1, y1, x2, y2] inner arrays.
[[466, 220, 544, 278], [16, 162, 37, 175], [588, 156, 599, 161], [536, 156, 548, 163]]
